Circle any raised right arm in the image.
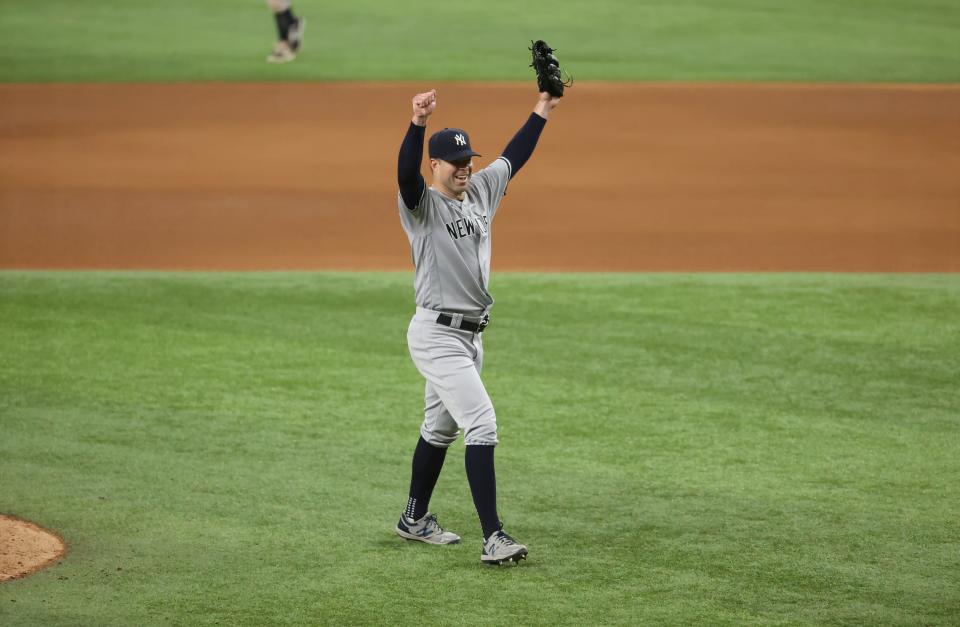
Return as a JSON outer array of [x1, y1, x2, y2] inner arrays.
[[397, 90, 436, 211], [397, 124, 426, 210]]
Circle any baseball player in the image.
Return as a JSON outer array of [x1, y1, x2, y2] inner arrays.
[[393, 88, 560, 565], [265, 0, 304, 63]]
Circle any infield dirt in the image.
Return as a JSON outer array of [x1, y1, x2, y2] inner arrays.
[[1, 82, 957, 271]]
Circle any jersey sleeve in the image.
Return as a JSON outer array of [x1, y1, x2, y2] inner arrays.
[[398, 188, 434, 233], [471, 157, 512, 220], [398, 188, 426, 217]]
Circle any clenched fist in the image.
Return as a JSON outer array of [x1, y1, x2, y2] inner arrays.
[[412, 89, 437, 126]]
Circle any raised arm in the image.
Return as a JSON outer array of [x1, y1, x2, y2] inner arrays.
[[397, 90, 436, 210], [501, 92, 561, 179]]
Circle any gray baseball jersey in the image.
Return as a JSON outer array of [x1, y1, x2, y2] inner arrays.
[[398, 157, 512, 316]]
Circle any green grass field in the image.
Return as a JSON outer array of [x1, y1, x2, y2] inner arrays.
[[2, 0, 959, 623], [1, 272, 958, 625], [1, 0, 959, 82]]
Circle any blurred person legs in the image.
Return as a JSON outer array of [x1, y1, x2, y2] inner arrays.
[[266, 0, 305, 63]]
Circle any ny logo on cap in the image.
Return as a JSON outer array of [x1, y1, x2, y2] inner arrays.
[[454, 134, 466, 146]]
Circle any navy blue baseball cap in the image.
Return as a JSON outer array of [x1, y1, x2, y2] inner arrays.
[[428, 128, 481, 162]]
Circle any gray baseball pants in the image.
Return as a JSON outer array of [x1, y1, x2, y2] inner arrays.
[[407, 307, 498, 447]]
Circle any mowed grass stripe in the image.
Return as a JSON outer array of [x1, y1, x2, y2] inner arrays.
[[1, 271, 958, 625], [0, 0, 958, 82]]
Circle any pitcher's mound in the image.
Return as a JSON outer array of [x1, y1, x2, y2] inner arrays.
[[0, 514, 66, 582]]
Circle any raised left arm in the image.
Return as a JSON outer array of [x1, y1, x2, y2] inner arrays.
[[501, 92, 560, 179]]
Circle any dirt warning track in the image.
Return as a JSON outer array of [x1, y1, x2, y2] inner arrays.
[[1, 82, 957, 271]]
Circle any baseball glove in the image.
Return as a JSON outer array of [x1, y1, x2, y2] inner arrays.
[[529, 39, 571, 97]]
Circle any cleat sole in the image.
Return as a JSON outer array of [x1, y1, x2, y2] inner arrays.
[[481, 548, 529, 565]]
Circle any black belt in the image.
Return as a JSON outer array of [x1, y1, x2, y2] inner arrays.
[[436, 313, 490, 333]]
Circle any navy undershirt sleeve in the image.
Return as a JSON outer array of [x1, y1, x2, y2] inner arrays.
[[398, 122, 426, 210], [501, 113, 548, 179]]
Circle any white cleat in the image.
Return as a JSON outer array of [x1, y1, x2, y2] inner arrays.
[[266, 41, 296, 64], [395, 512, 461, 545], [481, 528, 528, 565]]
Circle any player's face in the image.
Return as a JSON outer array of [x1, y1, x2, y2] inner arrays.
[[431, 158, 473, 199]]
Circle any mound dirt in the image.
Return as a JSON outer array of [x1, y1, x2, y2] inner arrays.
[[0, 515, 66, 582]]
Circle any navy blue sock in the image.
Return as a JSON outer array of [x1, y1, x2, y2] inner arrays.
[[465, 444, 500, 540], [405, 437, 447, 521]]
